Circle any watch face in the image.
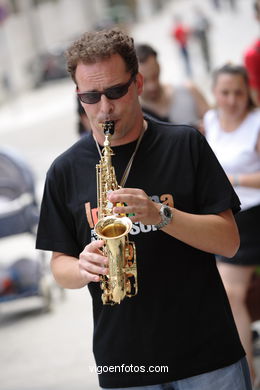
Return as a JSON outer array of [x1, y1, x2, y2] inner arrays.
[[156, 205, 173, 229], [163, 207, 172, 218]]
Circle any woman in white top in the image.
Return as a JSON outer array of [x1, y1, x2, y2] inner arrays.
[[203, 63, 260, 384]]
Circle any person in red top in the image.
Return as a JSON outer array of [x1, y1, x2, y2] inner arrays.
[[244, 0, 260, 106], [171, 15, 192, 77]]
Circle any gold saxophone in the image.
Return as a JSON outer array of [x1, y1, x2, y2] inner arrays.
[[94, 120, 137, 305]]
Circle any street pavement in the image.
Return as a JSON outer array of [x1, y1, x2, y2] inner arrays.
[[0, 0, 260, 389]]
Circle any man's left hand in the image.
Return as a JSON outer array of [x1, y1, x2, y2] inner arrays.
[[107, 188, 161, 225]]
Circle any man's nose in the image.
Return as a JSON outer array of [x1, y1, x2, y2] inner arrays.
[[100, 94, 114, 115]]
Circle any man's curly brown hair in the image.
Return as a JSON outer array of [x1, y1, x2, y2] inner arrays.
[[66, 28, 139, 84]]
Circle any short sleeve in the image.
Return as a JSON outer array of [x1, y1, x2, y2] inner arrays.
[[36, 164, 80, 257]]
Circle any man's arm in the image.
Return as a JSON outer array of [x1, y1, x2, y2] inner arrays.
[[51, 189, 239, 289], [161, 208, 239, 258], [108, 188, 240, 259], [51, 240, 108, 289]]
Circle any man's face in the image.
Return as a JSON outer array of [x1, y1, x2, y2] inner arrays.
[[139, 55, 161, 101], [75, 54, 143, 145]]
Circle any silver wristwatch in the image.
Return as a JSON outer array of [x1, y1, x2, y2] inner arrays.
[[155, 204, 173, 230]]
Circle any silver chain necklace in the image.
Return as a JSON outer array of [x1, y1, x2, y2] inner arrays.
[[93, 120, 147, 187]]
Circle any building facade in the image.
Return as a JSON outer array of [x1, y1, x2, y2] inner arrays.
[[0, 0, 167, 102]]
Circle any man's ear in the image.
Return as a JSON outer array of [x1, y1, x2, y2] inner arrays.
[[136, 72, 144, 96]]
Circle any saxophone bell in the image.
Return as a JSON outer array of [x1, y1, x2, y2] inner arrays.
[[95, 215, 137, 305], [95, 216, 130, 238]]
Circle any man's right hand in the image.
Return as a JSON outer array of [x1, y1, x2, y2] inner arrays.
[[51, 241, 108, 289], [79, 240, 108, 283]]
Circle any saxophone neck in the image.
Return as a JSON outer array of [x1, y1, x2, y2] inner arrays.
[[102, 133, 114, 162], [102, 120, 115, 158], [104, 132, 111, 148]]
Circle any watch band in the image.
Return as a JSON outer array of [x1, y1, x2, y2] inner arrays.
[[155, 204, 173, 230]]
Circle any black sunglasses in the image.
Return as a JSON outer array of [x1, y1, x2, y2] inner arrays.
[[77, 74, 135, 104]]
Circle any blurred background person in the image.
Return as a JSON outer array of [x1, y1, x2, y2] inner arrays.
[[227, 0, 238, 12], [136, 43, 209, 127], [244, 0, 260, 106], [210, 0, 238, 11], [203, 63, 260, 385], [192, 6, 212, 72], [210, 0, 221, 10], [170, 14, 193, 77], [76, 97, 91, 136]]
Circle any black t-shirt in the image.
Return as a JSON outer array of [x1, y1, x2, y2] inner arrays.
[[36, 118, 244, 388]]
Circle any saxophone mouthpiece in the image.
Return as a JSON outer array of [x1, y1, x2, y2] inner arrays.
[[103, 120, 115, 136]]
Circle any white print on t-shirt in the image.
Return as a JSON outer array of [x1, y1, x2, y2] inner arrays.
[[90, 221, 157, 241], [87, 193, 174, 241]]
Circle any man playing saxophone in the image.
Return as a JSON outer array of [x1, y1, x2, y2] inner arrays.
[[36, 28, 252, 389]]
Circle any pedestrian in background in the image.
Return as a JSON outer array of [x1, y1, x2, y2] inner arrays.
[[244, 0, 260, 106], [227, 0, 238, 11], [76, 97, 91, 136], [36, 28, 251, 390], [210, 0, 238, 11], [192, 7, 212, 72], [135, 43, 209, 127], [171, 15, 193, 77], [210, 0, 221, 10], [203, 63, 260, 386]]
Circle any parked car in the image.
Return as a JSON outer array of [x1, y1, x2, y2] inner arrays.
[[27, 47, 69, 88]]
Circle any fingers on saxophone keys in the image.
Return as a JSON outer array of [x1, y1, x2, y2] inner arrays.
[[79, 253, 108, 282], [113, 205, 131, 215], [91, 239, 105, 249], [86, 263, 108, 283]]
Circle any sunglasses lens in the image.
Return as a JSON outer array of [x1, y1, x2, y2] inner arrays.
[[77, 75, 134, 104], [106, 85, 128, 100], [79, 92, 100, 104]]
